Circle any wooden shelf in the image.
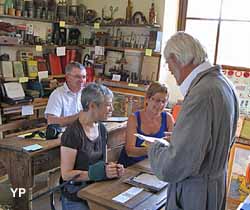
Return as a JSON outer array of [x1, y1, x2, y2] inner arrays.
[[0, 15, 55, 23], [0, 44, 85, 49], [0, 43, 160, 56], [0, 74, 65, 82], [48, 74, 65, 79], [0, 15, 160, 29], [93, 23, 160, 29], [81, 45, 161, 56]]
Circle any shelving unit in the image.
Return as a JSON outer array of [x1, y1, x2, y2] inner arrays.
[[0, 13, 161, 126]]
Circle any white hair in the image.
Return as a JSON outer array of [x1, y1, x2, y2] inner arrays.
[[164, 32, 208, 66]]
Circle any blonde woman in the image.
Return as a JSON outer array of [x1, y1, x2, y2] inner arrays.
[[118, 82, 175, 167]]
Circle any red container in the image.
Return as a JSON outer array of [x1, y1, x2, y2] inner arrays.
[[86, 65, 94, 83]]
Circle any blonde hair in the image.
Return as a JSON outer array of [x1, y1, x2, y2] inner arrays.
[[146, 82, 169, 99]]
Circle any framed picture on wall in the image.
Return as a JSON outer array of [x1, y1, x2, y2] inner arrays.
[[227, 143, 250, 205]]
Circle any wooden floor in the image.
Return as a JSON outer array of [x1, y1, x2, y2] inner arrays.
[[0, 174, 238, 210], [0, 173, 62, 210], [33, 192, 62, 210]]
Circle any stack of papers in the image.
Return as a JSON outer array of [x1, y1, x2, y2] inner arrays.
[[134, 133, 170, 146]]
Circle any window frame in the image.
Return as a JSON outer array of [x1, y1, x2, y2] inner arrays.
[[178, 0, 250, 71]]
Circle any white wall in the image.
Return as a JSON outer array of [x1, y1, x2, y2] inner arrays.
[[159, 0, 183, 105]]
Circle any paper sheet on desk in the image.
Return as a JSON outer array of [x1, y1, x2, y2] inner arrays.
[[112, 187, 143, 203], [134, 133, 170, 146], [132, 173, 168, 189]]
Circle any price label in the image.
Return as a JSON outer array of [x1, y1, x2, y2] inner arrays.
[[36, 45, 42, 52], [19, 77, 29, 83], [22, 105, 34, 116], [94, 23, 100, 29], [128, 83, 138, 87], [56, 47, 66, 56], [145, 49, 153, 56], [112, 74, 121, 81], [59, 21, 65, 27]]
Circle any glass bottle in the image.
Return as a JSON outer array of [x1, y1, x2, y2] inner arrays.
[[4, 0, 13, 14], [149, 2, 155, 25], [126, 0, 132, 24]]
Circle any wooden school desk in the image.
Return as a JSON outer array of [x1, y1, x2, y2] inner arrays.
[[78, 159, 167, 210], [0, 122, 126, 210]]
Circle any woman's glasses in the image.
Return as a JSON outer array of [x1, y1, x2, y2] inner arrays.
[[150, 96, 168, 104]]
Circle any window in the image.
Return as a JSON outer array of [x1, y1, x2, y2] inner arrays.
[[178, 0, 250, 69]]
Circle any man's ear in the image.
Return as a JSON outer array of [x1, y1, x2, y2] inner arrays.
[[169, 53, 179, 64], [89, 101, 97, 110], [65, 73, 70, 80]]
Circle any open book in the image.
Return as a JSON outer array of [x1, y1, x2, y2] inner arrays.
[[134, 133, 170, 147]]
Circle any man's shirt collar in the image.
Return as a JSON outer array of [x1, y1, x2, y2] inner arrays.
[[179, 61, 212, 97]]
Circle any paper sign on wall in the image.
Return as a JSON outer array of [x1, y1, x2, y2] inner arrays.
[[22, 105, 34, 116], [112, 74, 121, 81], [95, 46, 104, 55], [38, 71, 49, 82], [56, 47, 66, 56]]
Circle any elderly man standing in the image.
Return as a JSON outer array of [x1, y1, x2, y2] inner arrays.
[[45, 62, 86, 126], [148, 32, 239, 210]]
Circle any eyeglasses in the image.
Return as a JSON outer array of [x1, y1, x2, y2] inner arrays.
[[69, 74, 86, 80], [150, 96, 168, 104]]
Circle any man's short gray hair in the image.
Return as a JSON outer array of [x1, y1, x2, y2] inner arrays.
[[81, 83, 113, 111], [65, 62, 86, 74], [164, 32, 208, 66]]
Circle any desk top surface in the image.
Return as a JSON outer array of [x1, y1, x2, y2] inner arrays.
[[78, 160, 167, 210], [0, 122, 127, 156]]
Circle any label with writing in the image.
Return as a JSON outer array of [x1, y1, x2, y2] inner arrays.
[[19, 77, 29, 83], [94, 22, 100, 29], [36, 45, 43, 52], [59, 21, 65, 27]]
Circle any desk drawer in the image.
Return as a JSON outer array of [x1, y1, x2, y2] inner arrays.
[[33, 148, 60, 174]]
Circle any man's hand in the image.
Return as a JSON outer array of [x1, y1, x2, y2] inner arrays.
[[163, 132, 172, 141]]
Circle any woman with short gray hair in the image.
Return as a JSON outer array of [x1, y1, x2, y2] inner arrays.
[[60, 83, 124, 210], [81, 83, 113, 111]]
